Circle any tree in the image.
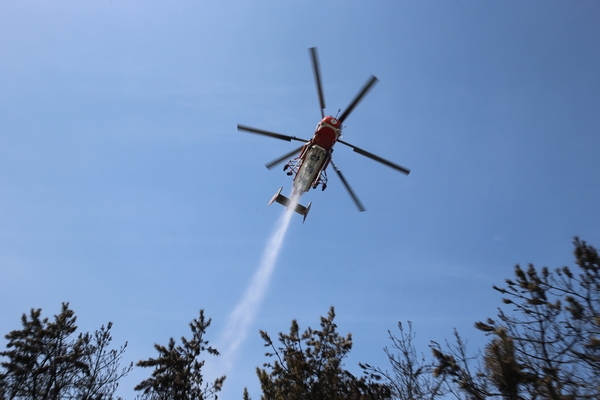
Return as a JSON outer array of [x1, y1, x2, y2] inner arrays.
[[557, 238, 600, 374], [78, 322, 133, 399], [473, 238, 600, 399], [361, 322, 447, 400], [368, 238, 600, 399], [428, 238, 600, 399], [255, 306, 391, 400], [480, 328, 535, 400], [0, 303, 132, 400], [430, 329, 492, 400], [135, 309, 225, 400]]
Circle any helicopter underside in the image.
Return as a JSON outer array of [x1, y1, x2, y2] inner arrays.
[[284, 145, 329, 194], [236, 47, 410, 216]]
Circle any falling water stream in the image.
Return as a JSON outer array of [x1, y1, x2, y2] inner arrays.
[[217, 191, 301, 372]]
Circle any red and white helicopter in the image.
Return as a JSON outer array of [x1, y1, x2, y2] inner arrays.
[[237, 47, 410, 221]]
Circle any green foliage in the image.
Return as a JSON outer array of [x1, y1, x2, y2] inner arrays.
[[428, 238, 600, 399], [135, 309, 225, 400], [255, 306, 391, 400], [370, 238, 600, 400], [482, 328, 535, 400], [0, 303, 131, 400], [4, 239, 598, 400]]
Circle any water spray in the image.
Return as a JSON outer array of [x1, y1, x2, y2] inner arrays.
[[217, 191, 301, 372]]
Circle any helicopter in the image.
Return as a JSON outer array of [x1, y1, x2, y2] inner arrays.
[[237, 47, 410, 222]]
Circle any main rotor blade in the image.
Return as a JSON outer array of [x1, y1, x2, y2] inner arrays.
[[337, 139, 411, 175], [237, 124, 308, 143], [309, 47, 326, 118], [331, 160, 366, 212], [338, 75, 378, 123], [265, 145, 305, 170]]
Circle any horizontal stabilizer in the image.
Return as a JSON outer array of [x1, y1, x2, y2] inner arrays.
[[268, 187, 284, 206], [268, 188, 311, 222]]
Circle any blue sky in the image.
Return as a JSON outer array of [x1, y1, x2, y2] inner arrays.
[[1, 1, 599, 398]]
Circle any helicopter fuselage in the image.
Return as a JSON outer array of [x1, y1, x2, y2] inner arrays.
[[237, 46, 410, 220], [289, 116, 342, 195]]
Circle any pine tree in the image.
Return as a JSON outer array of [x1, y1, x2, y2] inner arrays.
[[255, 306, 391, 400], [0, 303, 131, 400], [135, 310, 225, 400]]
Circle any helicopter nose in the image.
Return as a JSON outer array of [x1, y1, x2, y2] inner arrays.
[[327, 117, 340, 127]]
